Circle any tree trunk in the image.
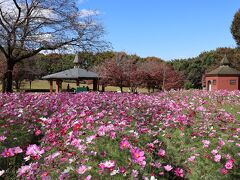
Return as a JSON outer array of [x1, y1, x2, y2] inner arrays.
[[2, 76, 6, 93], [5, 62, 14, 93], [15, 80, 20, 91], [30, 81, 32, 89], [102, 85, 105, 92], [148, 86, 150, 93], [120, 86, 123, 93], [130, 86, 134, 93]]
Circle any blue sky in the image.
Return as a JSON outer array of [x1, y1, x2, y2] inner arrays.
[[80, 0, 240, 60]]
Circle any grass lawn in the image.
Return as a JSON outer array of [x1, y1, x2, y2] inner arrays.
[[0, 80, 149, 93]]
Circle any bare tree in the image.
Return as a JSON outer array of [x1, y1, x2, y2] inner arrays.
[[0, 0, 108, 92]]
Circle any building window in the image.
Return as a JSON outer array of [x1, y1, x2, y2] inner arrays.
[[213, 80, 216, 85], [230, 80, 236, 85]]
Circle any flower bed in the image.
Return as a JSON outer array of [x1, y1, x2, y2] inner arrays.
[[0, 91, 239, 179]]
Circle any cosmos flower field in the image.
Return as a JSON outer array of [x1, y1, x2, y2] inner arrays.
[[0, 91, 240, 179]]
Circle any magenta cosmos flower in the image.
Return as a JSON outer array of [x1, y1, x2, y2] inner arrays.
[[220, 168, 228, 175], [35, 129, 41, 136], [130, 148, 146, 165], [120, 140, 130, 149], [157, 149, 166, 157], [1, 148, 14, 157], [175, 168, 184, 177]]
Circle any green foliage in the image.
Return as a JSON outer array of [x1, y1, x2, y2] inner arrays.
[[231, 9, 240, 47], [171, 47, 240, 88], [184, 82, 195, 90]]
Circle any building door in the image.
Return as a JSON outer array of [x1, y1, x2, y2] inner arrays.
[[239, 78, 240, 90], [208, 80, 212, 91]]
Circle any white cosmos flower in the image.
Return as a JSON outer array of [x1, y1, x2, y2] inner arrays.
[[0, 170, 5, 176]]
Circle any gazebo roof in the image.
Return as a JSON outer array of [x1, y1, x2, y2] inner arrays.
[[42, 68, 99, 80], [206, 55, 240, 76]]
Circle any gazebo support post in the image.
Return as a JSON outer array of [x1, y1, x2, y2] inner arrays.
[[56, 80, 62, 93], [93, 79, 98, 91], [76, 79, 80, 86], [102, 85, 105, 92], [49, 80, 53, 93]]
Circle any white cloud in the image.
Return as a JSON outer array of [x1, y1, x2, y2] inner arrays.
[[0, 1, 57, 23]]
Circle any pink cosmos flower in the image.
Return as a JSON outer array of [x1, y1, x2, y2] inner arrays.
[[225, 160, 234, 170], [86, 175, 92, 180], [35, 129, 41, 136], [159, 171, 164, 176], [164, 165, 173, 171], [224, 154, 232, 160], [73, 123, 82, 132], [220, 168, 228, 175], [196, 106, 205, 111], [86, 135, 97, 144], [130, 148, 146, 167], [0, 136, 6, 141], [17, 165, 31, 177], [131, 170, 139, 177], [157, 149, 166, 157], [98, 162, 105, 170], [17, 162, 38, 177], [41, 172, 50, 180], [1, 148, 14, 157], [211, 149, 218, 155], [214, 154, 221, 162], [71, 138, 81, 147], [110, 131, 116, 139], [26, 144, 44, 158], [175, 168, 184, 177], [236, 128, 240, 132], [147, 143, 154, 149], [119, 167, 126, 174], [188, 156, 196, 162], [120, 140, 130, 149], [152, 162, 162, 168], [77, 165, 88, 174], [97, 112, 104, 118], [86, 116, 94, 124], [97, 126, 107, 136], [202, 140, 210, 148], [218, 140, 225, 147], [103, 160, 115, 169], [14, 147, 23, 154]]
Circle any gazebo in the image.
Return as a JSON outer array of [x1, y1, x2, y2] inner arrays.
[[42, 54, 99, 93], [205, 55, 240, 91]]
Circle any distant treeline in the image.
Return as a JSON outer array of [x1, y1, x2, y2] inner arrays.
[[1, 48, 240, 91]]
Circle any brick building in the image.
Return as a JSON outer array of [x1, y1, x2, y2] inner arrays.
[[204, 55, 240, 91]]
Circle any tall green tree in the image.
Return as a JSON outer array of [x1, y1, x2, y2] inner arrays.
[[231, 9, 240, 47]]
